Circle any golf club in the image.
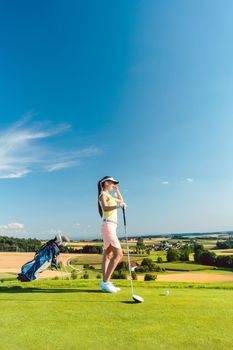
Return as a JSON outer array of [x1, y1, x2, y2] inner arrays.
[[122, 207, 144, 303]]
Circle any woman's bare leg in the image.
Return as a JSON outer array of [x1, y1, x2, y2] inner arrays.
[[102, 245, 113, 279], [104, 245, 123, 282]]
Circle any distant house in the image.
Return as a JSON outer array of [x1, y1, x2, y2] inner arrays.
[[164, 242, 173, 250], [130, 262, 139, 271]]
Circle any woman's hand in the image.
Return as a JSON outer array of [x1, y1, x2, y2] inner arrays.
[[118, 202, 128, 209], [113, 183, 123, 201]]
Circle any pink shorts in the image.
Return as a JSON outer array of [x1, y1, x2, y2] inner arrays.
[[101, 222, 122, 250]]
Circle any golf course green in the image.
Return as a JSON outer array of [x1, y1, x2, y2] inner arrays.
[[0, 280, 232, 350]]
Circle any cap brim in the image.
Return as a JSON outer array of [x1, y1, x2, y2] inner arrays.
[[101, 177, 119, 184], [108, 177, 119, 184]]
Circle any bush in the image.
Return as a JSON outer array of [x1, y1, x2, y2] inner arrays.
[[83, 264, 90, 269], [131, 271, 137, 280], [140, 258, 159, 272], [198, 251, 216, 266], [53, 276, 59, 280], [144, 273, 157, 281], [96, 273, 101, 279], [57, 261, 63, 269], [216, 238, 233, 249], [157, 257, 163, 263], [71, 270, 78, 280], [111, 270, 127, 279], [167, 248, 180, 262], [83, 271, 89, 279], [216, 255, 233, 268], [82, 245, 102, 254], [180, 249, 190, 261], [141, 258, 154, 266], [115, 261, 128, 271], [194, 243, 205, 263], [137, 265, 149, 273]]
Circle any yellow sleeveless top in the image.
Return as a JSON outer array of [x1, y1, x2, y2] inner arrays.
[[99, 191, 121, 222]]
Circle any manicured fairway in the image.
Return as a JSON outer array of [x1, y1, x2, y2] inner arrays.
[[0, 280, 232, 350]]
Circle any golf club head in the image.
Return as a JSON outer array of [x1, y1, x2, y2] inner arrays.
[[54, 234, 62, 245], [54, 234, 70, 246], [132, 294, 144, 303], [61, 234, 70, 243]]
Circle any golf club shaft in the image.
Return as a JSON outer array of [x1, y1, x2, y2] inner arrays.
[[123, 207, 134, 295]]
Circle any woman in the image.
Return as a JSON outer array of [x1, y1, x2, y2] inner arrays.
[[98, 176, 127, 293]]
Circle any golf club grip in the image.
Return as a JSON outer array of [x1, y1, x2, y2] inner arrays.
[[122, 207, 126, 226]]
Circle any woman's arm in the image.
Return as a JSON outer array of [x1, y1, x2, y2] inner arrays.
[[100, 193, 119, 211]]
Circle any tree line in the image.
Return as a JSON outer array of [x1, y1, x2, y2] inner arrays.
[[0, 236, 41, 252], [166, 246, 192, 262], [59, 244, 102, 254], [216, 238, 233, 249], [194, 243, 233, 268], [166, 243, 233, 268]]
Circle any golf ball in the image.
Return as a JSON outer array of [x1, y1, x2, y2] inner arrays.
[[164, 290, 170, 296]]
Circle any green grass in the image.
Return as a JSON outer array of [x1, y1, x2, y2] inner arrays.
[[0, 279, 232, 350], [147, 251, 167, 261], [158, 262, 216, 271], [69, 254, 103, 265], [0, 272, 17, 281], [195, 268, 233, 275]]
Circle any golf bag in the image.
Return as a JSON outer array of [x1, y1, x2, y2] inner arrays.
[[17, 239, 60, 282]]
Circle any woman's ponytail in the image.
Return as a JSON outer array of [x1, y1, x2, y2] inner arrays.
[[97, 180, 103, 217]]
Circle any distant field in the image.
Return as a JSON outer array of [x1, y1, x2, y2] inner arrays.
[[70, 253, 144, 266], [156, 272, 233, 283], [159, 262, 216, 271], [1, 251, 232, 284], [212, 249, 233, 256]]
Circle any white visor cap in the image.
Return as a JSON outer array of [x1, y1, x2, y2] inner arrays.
[[101, 177, 119, 184]]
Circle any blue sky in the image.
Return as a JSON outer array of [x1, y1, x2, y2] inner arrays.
[[1, 0, 233, 239]]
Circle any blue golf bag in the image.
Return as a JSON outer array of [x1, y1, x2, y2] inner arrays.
[[17, 239, 60, 282]]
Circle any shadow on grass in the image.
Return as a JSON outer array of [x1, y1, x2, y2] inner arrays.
[[0, 286, 103, 294], [121, 301, 139, 304]]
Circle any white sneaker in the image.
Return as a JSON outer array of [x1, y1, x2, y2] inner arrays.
[[100, 281, 118, 293], [109, 282, 121, 291]]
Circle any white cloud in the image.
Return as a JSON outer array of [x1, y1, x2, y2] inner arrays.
[[0, 222, 25, 230], [46, 161, 79, 172], [0, 222, 28, 236], [0, 170, 31, 179], [161, 181, 169, 185], [186, 178, 194, 183], [0, 115, 102, 179]]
